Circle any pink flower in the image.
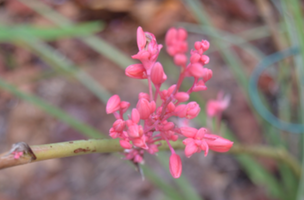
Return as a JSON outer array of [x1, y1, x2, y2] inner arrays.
[[169, 153, 182, 178], [137, 26, 146, 51], [136, 98, 152, 119], [112, 119, 125, 132], [193, 80, 207, 92], [125, 64, 147, 79], [120, 140, 132, 149], [105, 26, 232, 179], [185, 102, 200, 119], [204, 133, 234, 152], [120, 101, 130, 114], [165, 28, 188, 56], [206, 93, 230, 117], [175, 92, 189, 102], [188, 63, 205, 78], [131, 108, 140, 124], [182, 128, 233, 157], [106, 95, 121, 114], [151, 62, 166, 85]]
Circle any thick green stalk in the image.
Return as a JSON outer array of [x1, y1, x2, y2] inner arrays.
[[0, 139, 300, 177]]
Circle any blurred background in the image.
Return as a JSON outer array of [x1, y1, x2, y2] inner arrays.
[[0, 0, 303, 199]]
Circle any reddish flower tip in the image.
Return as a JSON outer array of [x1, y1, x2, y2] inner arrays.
[[169, 153, 182, 178], [151, 62, 166, 85], [137, 26, 146, 50], [125, 64, 147, 79], [136, 98, 151, 119], [106, 95, 121, 114]]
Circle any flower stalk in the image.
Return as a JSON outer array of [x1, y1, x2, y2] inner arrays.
[[0, 139, 300, 178]]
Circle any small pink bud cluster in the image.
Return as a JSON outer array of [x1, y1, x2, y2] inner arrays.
[[206, 92, 231, 118], [107, 27, 233, 179]]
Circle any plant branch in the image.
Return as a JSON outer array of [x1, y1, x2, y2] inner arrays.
[[0, 139, 300, 176]]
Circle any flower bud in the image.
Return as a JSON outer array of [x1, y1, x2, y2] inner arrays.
[[175, 92, 189, 102], [201, 40, 210, 51], [168, 84, 176, 96], [161, 122, 175, 131], [106, 95, 121, 114], [202, 68, 213, 82], [132, 136, 148, 149], [151, 62, 165, 85], [185, 102, 200, 119], [174, 104, 187, 118], [137, 26, 146, 50], [167, 102, 176, 112], [149, 101, 156, 113], [194, 41, 201, 50], [190, 53, 201, 63], [136, 98, 151, 119], [184, 142, 198, 158], [193, 80, 207, 92], [138, 92, 149, 100], [165, 28, 177, 46], [177, 28, 187, 40], [188, 63, 204, 78], [201, 55, 209, 65], [113, 119, 125, 132], [125, 64, 147, 79], [169, 153, 182, 178], [131, 108, 140, 124], [174, 54, 187, 66], [180, 127, 197, 137], [120, 101, 130, 113], [204, 134, 233, 152], [120, 140, 132, 149]]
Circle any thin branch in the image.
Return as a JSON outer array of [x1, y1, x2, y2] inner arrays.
[[0, 139, 300, 177]]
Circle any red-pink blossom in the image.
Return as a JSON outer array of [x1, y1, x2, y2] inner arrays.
[[106, 26, 232, 179], [137, 26, 146, 51], [193, 80, 207, 92], [174, 54, 187, 66], [106, 95, 121, 114], [120, 101, 130, 113], [125, 63, 147, 79], [185, 102, 200, 119], [120, 140, 132, 149], [151, 62, 166, 85], [204, 133, 234, 152], [175, 92, 189, 102], [136, 98, 151, 119], [188, 63, 205, 78], [169, 153, 182, 178], [131, 108, 140, 124], [112, 119, 125, 132], [206, 93, 230, 117]]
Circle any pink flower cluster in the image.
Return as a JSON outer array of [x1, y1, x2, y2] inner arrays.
[[106, 27, 233, 178]]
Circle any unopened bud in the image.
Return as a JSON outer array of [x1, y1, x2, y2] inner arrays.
[[169, 153, 182, 178]]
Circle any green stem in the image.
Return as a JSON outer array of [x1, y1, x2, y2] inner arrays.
[[0, 139, 300, 177]]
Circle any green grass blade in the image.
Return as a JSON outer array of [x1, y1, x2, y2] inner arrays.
[[17, 0, 134, 68], [0, 79, 102, 138], [279, 1, 304, 199], [0, 22, 104, 41]]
